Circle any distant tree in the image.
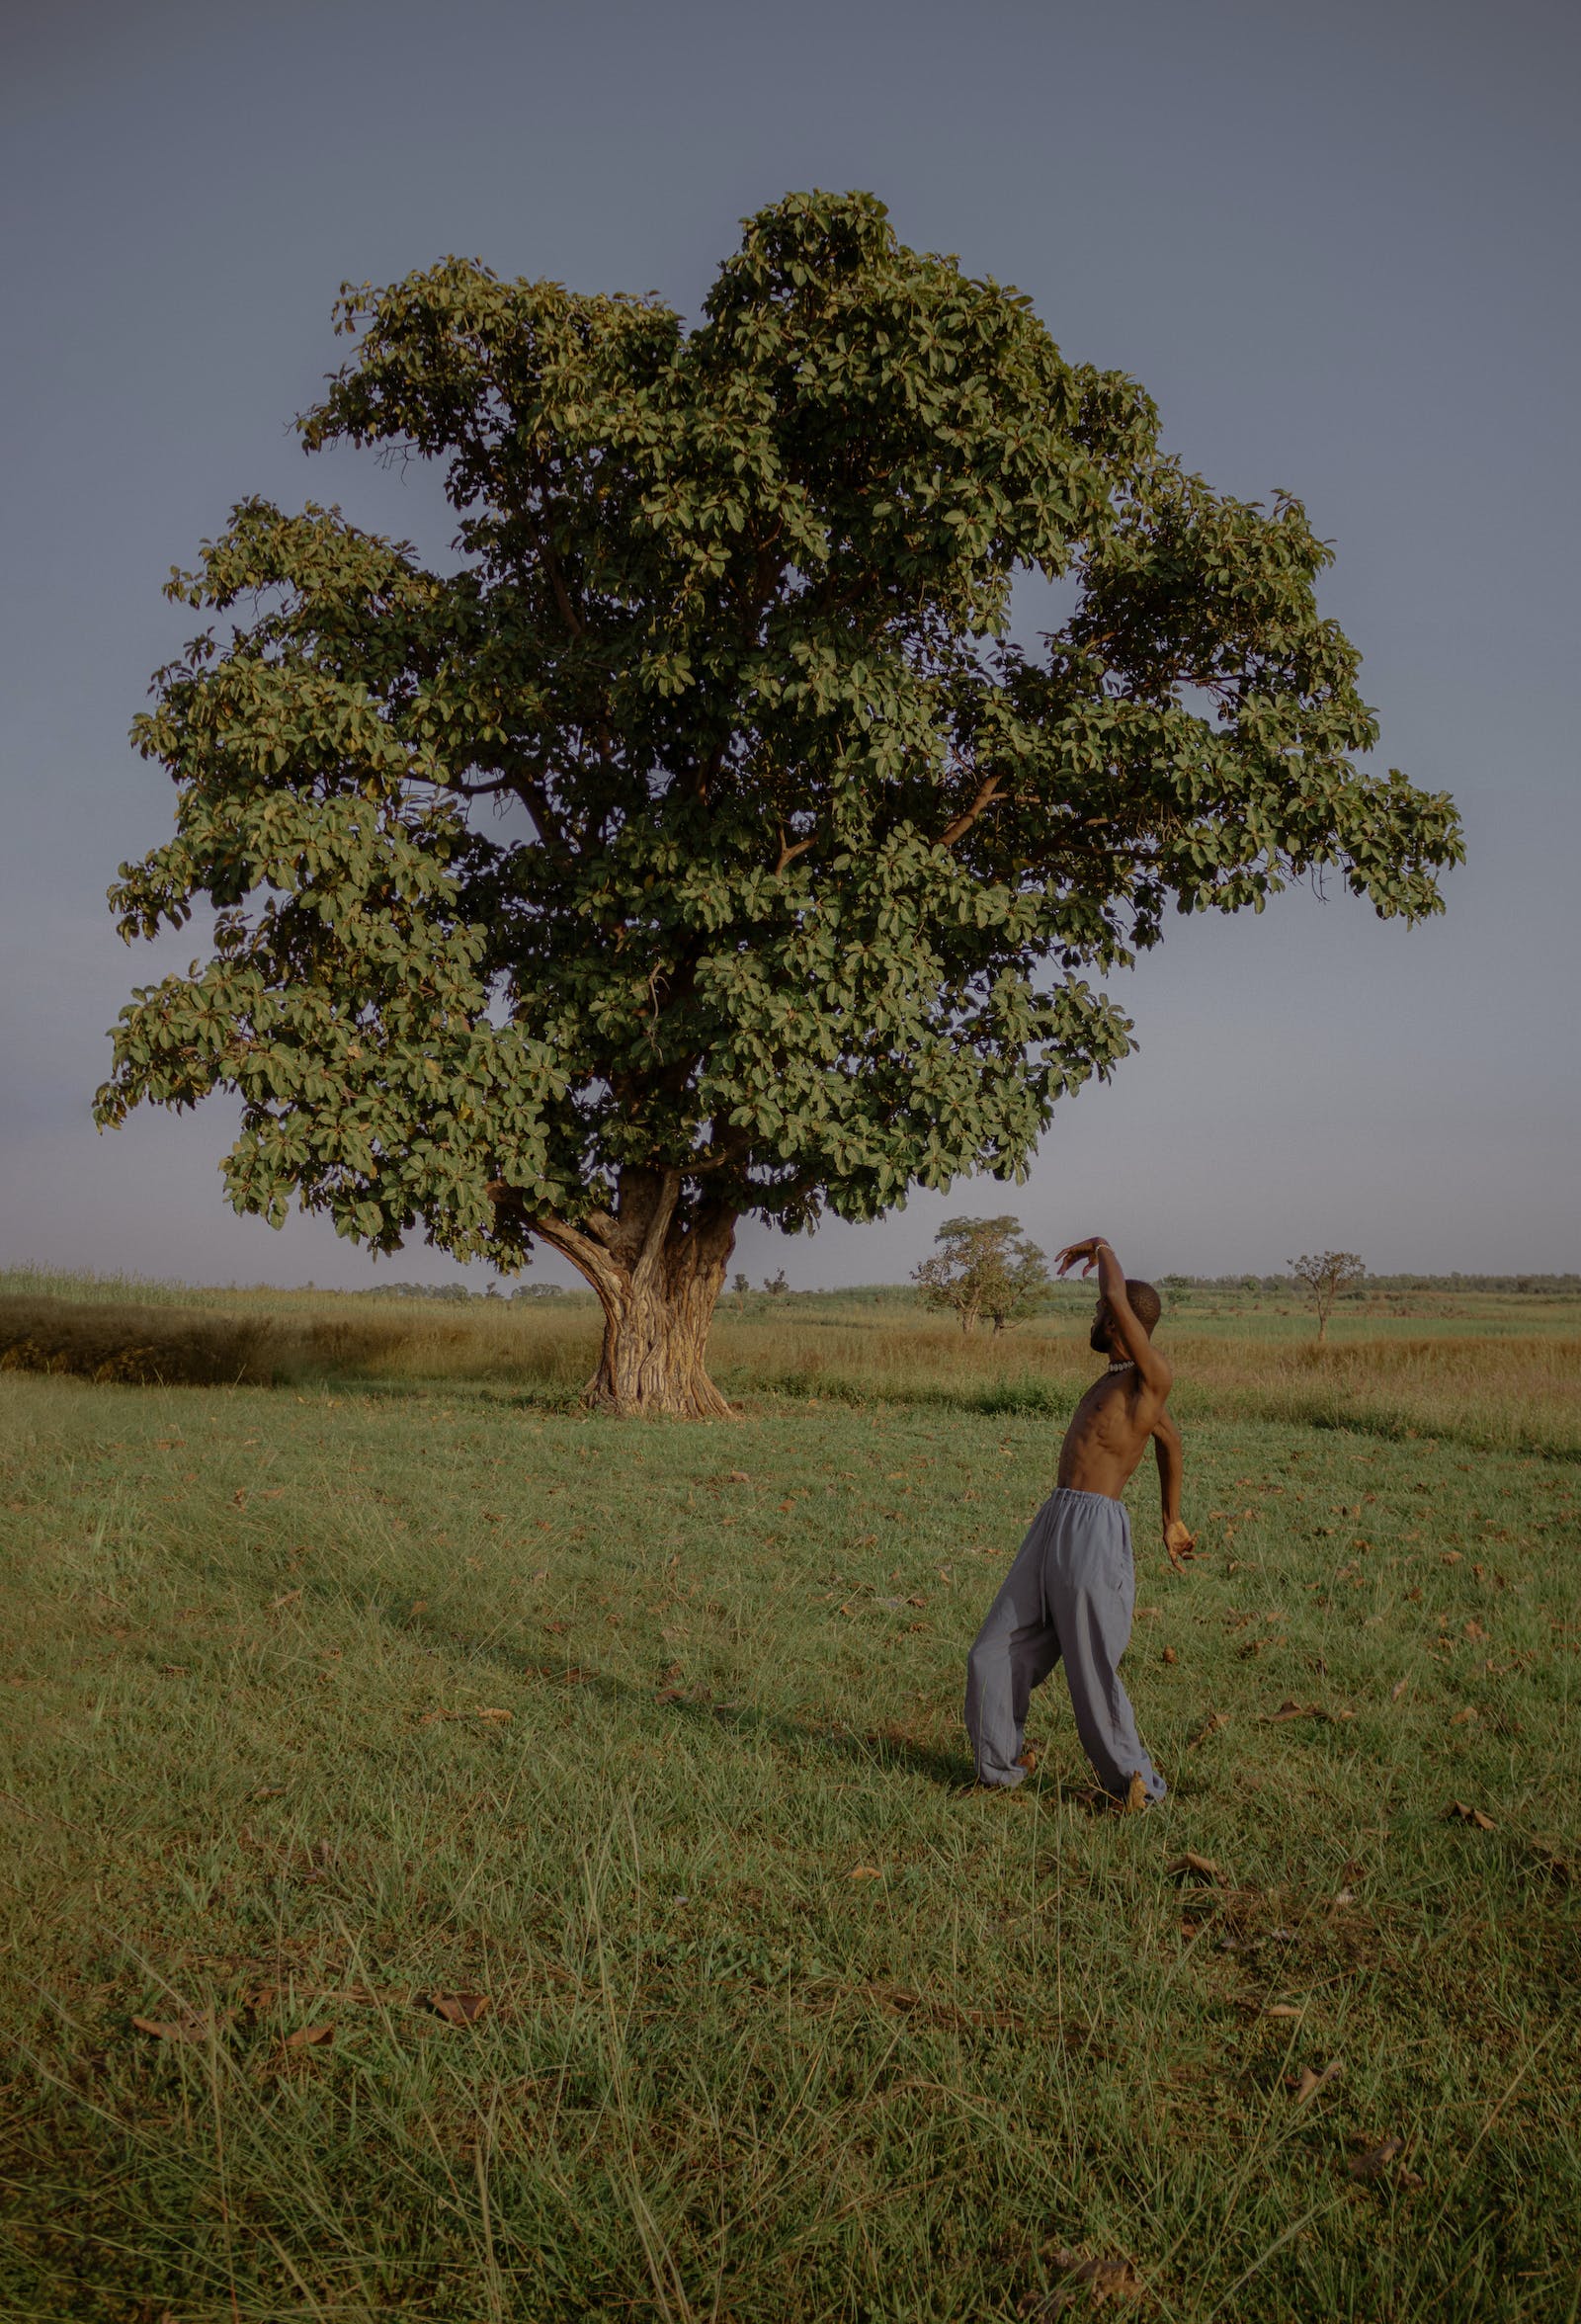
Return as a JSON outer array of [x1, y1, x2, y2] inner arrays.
[[731, 1270, 751, 1310], [1160, 1272, 1192, 1308], [95, 191, 1461, 1418], [763, 1269, 790, 1297], [914, 1215, 1049, 1335], [1290, 1250, 1366, 1343]]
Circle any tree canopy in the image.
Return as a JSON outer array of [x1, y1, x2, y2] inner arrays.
[[97, 190, 1462, 1412]]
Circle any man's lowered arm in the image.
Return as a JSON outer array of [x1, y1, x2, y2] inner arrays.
[[1152, 1410, 1198, 1568]]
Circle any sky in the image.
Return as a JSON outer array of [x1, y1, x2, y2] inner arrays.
[[2, 0, 1576, 1293]]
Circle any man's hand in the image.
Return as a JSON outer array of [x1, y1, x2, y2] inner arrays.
[[1054, 1235, 1108, 1279], [1164, 1518, 1198, 1571]]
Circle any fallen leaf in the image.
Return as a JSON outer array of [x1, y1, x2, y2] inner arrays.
[[131, 2015, 204, 2043], [1445, 1800, 1496, 1830], [422, 1991, 489, 2026], [1332, 1888, 1356, 1907], [1135, 1605, 1162, 1619], [251, 1784, 286, 1800], [727, 1469, 750, 1483], [271, 1588, 303, 1611], [1390, 1677, 1410, 1702], [848, 1865, 883, 1880], [1188, 1710, 1229, 1749], [1463, 1619, 1486, 1641], [1162, 1646, 1178, 1665], [131, 2011, 231, 2043], [1449, 1706, 1477, 1727], [1348, 2135, 1405, 2181], [284, 2023, 335, 2049], [1028, 2250, 1146, 2315], [1289, 2056, 1343, 2106], [1123, 1772, 1149, 1813], [1265, 2002, 1304, 2019], [159, 1665, 189, 1677], [1165, 1851, 1225, 1884], [1441, 1551, 1461, 1566], [907, 1593, 928, 1609], [777, 1499, 795, 1513], [476, 1707, 513, 1724], [1521, 1841, 1572, 1886]]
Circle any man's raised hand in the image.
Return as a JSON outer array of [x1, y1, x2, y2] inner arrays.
[[1054, 1235, 1107, 1279]]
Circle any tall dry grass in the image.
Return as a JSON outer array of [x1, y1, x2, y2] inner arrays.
[[2, 1276, 1575, 1453]]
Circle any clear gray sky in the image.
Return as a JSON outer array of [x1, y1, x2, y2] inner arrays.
[[3, 0, 1576, 1291]]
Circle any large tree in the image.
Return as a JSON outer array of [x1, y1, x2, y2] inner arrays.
[[97, 192, 1461, 1416]]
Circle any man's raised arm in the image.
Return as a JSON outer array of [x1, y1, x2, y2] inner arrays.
[[1053, 1234, 1172, 1396]]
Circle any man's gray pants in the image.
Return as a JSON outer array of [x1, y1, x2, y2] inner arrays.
[[963, 1486, 1166, 1800]]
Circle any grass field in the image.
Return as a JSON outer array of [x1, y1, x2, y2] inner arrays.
[[2, 1283, 1578, 2320]]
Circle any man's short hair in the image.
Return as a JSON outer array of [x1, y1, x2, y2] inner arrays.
[[1125, 1279, 1162, 1336]]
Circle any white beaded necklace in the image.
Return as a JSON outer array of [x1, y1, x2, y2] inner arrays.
[[1104, 1359, 1135, 1376]]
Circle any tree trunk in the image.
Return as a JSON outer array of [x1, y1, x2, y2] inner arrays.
[[521, 1174, 737, 1419], [584, 1232, 735, 1417]]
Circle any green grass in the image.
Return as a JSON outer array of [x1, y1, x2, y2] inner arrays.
[[2, 1343, 1579, 2319]]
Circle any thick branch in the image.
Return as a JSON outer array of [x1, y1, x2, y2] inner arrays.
[[487, 1187, 625, 1307], [939, 774, 1005, 849], [631, 1168, 683, 1294]]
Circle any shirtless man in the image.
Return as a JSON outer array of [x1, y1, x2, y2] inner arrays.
[[963, 1234, 1195, 1802]]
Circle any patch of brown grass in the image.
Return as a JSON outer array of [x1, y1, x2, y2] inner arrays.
[[2, 1290, 1574, 1454]]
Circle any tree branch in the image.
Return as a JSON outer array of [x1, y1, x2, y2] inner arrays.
[[541, 540, 585, 639], [939, 774, 1005, 848], [486, 1188, 624, 1305], [632, 1168, 683, 1291]]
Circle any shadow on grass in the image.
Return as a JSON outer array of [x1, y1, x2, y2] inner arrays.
[[363, 1581, 978, 1792]]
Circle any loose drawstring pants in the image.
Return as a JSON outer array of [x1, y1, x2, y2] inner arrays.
[[963, 1486, 1166, 1800]]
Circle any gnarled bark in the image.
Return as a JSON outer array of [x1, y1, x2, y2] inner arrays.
[[509, 1172, 737, 1418]]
